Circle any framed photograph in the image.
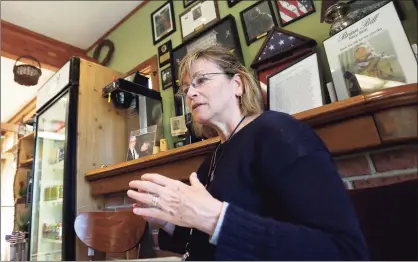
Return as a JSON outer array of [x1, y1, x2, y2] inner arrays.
[[267, 51, 325, 114], [179, 0, 220, 42], [240, 0, 278, 45], [323, 1, 417, 101], [171, 15, 243, 115], [151, 0, 176, 45], [275, 0, 315, 27], [126, 125, 163, 161], [170, 115, 188, 136], [158, 40, 172, 68], [161, 66, 173, 90], [227, 0, 242, 8], [183, 0, 198, 8]]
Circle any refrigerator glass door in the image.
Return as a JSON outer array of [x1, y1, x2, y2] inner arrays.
[[29, 92, 69, 261]]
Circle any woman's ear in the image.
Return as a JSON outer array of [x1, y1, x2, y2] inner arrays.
[[232, 74, 243, 97]]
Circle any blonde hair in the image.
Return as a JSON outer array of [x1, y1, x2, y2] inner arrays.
[[177, 44, 264, 138]]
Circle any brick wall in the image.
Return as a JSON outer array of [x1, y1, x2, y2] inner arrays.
[[335, 144, 417, 190], [99, 144, 418, 260]]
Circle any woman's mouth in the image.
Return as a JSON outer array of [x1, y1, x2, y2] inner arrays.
[[192, 103, 204, 111]]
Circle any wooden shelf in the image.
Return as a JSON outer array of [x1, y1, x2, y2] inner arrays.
[[85, 84, 418, 196], [19, 132, 34, 141], [3, 143, 18, 154], [19, 158, 33, 168]]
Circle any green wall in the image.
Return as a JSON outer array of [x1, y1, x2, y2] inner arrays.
[[88, 0, 417, 147]]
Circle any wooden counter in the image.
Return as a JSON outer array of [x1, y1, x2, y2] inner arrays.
[[86, 84, 417, 196]]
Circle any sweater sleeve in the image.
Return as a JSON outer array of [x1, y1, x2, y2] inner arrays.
[[215, 113, 370, 260]]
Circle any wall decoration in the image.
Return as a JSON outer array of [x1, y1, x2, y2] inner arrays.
[[323, 2, 417, 101], [275, 0, 315, 27], [251, 27, 317, 106], [183, 0, 198, 8], [240, 0, 278, 45], [171, 15, 243, 115], [158, 40, 172, 68], [267, 51, 325, 114], [227, 0, 242, 8], [161, 66, 173, 90], [179, 0, 220, 42], [151, 0, 176, 45], [346, 0, 404, 21]]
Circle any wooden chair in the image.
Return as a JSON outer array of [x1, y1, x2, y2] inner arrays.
[[74, 210, 159, 260]]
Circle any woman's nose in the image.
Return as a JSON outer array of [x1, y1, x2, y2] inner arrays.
[[186, 85, 198, 98]]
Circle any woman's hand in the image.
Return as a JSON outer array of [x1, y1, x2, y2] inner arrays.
[[126, 172, 223, 236]]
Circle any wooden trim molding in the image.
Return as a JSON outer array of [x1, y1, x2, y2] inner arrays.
[[85, 0, 150, 53], [7, 97, 37, 125], [1, 20, 93, 70], [86, 83, 418, 196]]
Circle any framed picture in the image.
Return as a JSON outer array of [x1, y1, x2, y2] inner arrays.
[[126, 125, 163, 161], [158, 40, 172, 68], [170, 115, 188, 136], [183, 0, 198, 8], [240, 0, 278, 45], [179, 0, 220, 42], [161, 66, 173, 90], [227, 0, 242, 8], [267, 51, 325, 114], [275, 0, 315, 27], [346, 0, 404, 21], [151, 0, 176, 45], [323, 1, 417, 101]]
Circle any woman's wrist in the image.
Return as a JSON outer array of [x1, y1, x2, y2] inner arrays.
[[198, 199, 223, 236], [161, 221, 175, 236]]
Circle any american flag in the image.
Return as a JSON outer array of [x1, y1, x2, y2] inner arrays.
[[277, 0, 314, 23], [258, 31, 303, 61]]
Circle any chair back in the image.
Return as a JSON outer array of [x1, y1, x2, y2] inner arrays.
[[74, 210, 147, 257], [349, 179, 418, 261]]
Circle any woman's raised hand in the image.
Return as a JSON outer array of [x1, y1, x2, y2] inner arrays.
[[126, 172, 223, 236]]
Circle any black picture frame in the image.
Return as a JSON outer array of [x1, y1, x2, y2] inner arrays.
[[183, 0, 198, 8], [240, 0, 278, 45], [151, 0, 176, 45], [158, 40, 172, 68], [161, 66, 173, 90], [170, 15, 243, 116], [274, 0, 316, 27], [346, 0, 404, 20], [227, 0, 242, 8], [266, 49, 326, 112]]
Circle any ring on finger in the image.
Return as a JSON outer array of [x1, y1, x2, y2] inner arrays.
[[151, 194, 160, 209]]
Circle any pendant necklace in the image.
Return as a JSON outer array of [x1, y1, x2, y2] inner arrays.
[[181, 115, 246, 261]]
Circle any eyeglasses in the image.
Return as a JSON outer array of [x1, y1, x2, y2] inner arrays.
[[180, 72, 234, 95]]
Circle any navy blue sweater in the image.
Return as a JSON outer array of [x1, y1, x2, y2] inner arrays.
[[159, 111, 369, 260]]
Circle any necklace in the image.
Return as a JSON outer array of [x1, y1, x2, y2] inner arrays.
[[181, 115, 246, 261], [206, 115, 246, 188]]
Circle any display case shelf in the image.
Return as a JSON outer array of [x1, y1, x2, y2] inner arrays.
[[41, 238, 62, 244]]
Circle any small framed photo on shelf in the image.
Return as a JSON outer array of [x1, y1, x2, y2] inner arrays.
[[151, 0, 176, 45], [275, 0, 315, 27], [240, 0, 278, 45], [126, 125, 163, 161], [179, 0, 220, 42], [158, 40, 172, 68], [227, 0, 242, 8], [267, 51, 325, 114], [161, 66, 173, 90], [323, 1, 417, 101], [183, 0, 198, 8]]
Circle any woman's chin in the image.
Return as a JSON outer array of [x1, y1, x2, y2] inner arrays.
[[192, 111, 210, 124]]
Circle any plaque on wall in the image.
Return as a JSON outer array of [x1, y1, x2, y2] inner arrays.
[[158, 40, 172, 68]]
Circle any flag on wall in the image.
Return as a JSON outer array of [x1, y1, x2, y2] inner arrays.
[[276, 0, 315, 26]]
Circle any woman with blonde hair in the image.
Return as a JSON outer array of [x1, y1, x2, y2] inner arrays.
[[127, 45, 369, 260]]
